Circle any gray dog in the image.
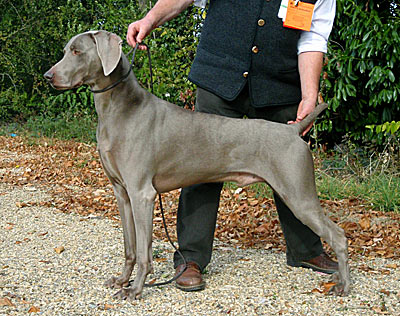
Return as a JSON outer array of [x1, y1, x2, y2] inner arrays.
[[44, 30, 350, 299]]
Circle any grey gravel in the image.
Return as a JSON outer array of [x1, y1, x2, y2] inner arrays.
[[1, 183, 399, 315]]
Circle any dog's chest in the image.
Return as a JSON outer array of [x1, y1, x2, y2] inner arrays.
[[98, 150, 124, 185]]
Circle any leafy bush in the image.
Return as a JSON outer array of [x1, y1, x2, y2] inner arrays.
[[321, 0, 400, 144], [1, 0, 399, 147]]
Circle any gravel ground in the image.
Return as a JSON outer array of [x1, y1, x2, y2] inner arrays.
[[1, 183, 399, 316]]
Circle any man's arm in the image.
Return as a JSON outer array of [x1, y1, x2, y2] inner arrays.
[[289, 0, 335, 135], [127, 0, 193, 48], [290, 51, 324, 135]]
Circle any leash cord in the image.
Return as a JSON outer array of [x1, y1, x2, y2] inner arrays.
[[144, 195, 188, 287], [142, 42, 188, 287], [97, 42, 187, 287], [144, 43, 187, 287]]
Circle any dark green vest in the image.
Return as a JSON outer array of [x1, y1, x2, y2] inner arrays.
[[189, 0, 313, 107]]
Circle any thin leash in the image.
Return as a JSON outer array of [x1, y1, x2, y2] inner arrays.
[[91, 42, 187, 287]]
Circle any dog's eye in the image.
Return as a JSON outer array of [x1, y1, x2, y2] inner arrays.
[[72, 49, 81, 56]]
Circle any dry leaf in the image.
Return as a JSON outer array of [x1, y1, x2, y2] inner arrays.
[[255, 223, 269, 234], [15, 202, 28, 208], [154, 257, 167, 262], [372, 306, 389, 314], [359, 216, 371, 230], [0, 297, 15, 306], [28, 306, 40, 313], [248, 198, 259, 206], [148, 278, 157, 285], [322, 282, 337, 293], [380, 289, 390, 296], [5, 226, 13, 230], [54, 246, 65, 254], [94, 189, 106, 196], [385, 263, 398, 269], [104, 304, 115, 310], [311, 288, 323, 294]]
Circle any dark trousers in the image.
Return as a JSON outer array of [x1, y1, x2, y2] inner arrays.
[[173, 86, 323, 270]]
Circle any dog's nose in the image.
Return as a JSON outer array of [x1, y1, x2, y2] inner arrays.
[[44, 70, 54, 81]]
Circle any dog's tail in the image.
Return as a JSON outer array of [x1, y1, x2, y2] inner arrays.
[[291, 102, 329, 135]]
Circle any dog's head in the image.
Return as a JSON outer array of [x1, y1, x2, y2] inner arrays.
[[44, 30, 122, 90]]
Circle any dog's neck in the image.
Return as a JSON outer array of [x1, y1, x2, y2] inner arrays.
[[93, 53, 150, 152], [93, 54, 147, 119]]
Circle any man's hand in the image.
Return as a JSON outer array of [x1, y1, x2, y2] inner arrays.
[[288, 98, 317, 136], [127, 18, 154, 50], [126, 0, 193, 49], [289, 51, 323, 136]]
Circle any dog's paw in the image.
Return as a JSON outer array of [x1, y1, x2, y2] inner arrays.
[[104, 276, 129, 289], [329, 283, 349, 296], [113, 287, 142, 301], [329, 273, 349, 296], [330, 272, 340, 283]]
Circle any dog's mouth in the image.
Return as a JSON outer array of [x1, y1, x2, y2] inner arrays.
[[51, 81, 83, 90]]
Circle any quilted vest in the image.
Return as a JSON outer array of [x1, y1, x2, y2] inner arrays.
[[189, 0, 317, 107]]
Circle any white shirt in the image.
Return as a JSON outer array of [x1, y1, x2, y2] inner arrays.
[[193, 0, 336, 54]]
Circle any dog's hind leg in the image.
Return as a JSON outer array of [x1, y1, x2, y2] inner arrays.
[[273, 168, 350, 295], [288, 198, 350, 295], [105, 183, 137, 289], [267, 147, 350, 295]]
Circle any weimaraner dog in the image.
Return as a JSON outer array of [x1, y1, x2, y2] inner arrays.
[[44, 30, 350, 299]]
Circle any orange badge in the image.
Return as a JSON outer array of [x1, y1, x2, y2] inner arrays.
[[283, 0, 315, 31]]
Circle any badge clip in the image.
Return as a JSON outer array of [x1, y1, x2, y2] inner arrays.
[[283, 0, 315, 31]]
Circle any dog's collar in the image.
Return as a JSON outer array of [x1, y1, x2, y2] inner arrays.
[[90, 67, 132, 93], [90, 42, 153, 94]]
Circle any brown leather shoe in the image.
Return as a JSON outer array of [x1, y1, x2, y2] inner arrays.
[[298, 252, 338, 274], [175, 262, 206, 292]]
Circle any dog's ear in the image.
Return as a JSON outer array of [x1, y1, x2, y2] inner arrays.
[[91, 31, 122, 76]]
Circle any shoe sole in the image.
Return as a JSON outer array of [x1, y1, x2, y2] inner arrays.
[[175, 282, 206, 292], [298, 262, 337, 275]]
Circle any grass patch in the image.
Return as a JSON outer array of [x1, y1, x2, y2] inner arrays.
[[1, 112, 97, 144], [315, 138, 399, 212], [317, 173, 399, 212]]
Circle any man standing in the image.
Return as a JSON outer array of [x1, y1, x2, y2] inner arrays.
[[127, 0, 337, 292]]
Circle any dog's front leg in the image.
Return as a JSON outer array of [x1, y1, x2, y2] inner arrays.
[[113, 188, 156, 300], [105, 183, 137, 289]]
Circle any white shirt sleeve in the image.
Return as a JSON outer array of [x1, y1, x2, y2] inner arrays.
[[297, 0, 336, 54], [193, 0, 207, 8]]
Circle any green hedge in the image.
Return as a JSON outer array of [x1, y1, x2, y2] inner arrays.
[[1, 0, 398, 144], [320, 0, 400, 143]]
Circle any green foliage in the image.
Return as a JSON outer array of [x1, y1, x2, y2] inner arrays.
[[1, 0, 399, 147], [366, 121, 400, 135], [320, 0, 400, 143]]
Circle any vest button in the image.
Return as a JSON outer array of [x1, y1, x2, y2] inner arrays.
[[252, 46, 259, 54], [243, 72, 249, 78], [258, 19, 265, 27]]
